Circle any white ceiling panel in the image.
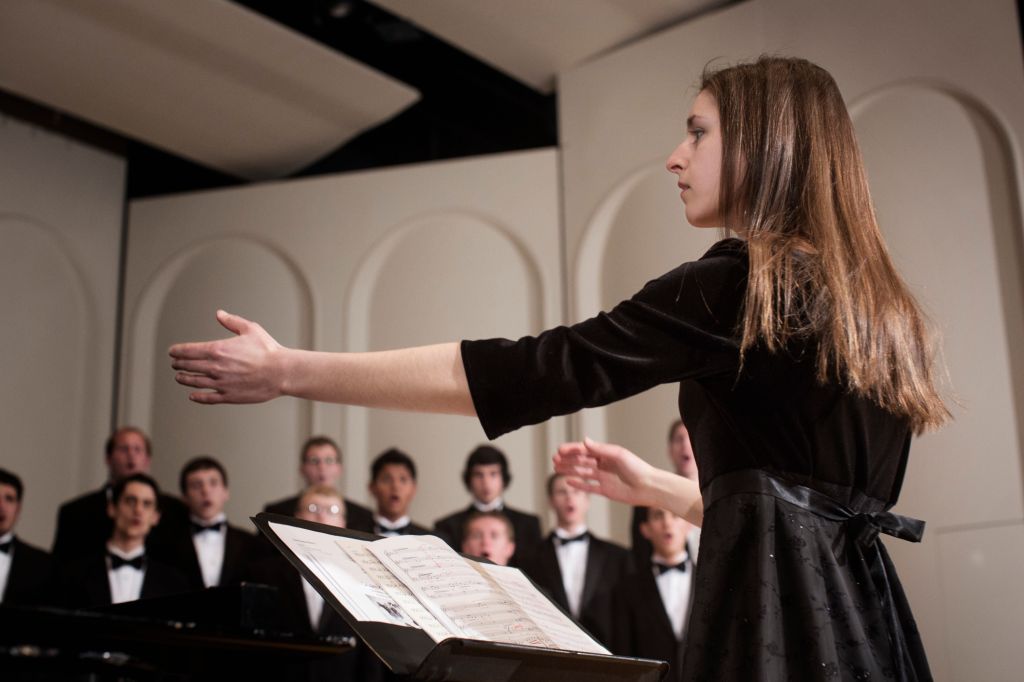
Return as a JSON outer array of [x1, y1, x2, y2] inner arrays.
[[374, 0, 730, 92], [0, 0, 419, 180]]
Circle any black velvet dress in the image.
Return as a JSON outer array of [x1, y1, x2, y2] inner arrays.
[[461, 239, 931, 681]]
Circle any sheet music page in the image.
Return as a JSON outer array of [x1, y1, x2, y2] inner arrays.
[[268, 522, 418, 627], [366, 535, 557, 648], [476, 563, 611, 655], [339, 540, 453, 643]]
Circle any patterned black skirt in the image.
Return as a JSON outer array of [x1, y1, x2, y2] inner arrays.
[[680, 469, 931, 682]]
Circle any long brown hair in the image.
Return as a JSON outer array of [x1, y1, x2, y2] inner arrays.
[[701, 57, 949, 433]]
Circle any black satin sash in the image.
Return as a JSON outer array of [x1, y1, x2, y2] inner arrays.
[[702, 468, 926, 682]]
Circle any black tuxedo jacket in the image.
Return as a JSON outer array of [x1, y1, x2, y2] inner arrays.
[[58, 552, 190, 609], [2, 536, 53, 606], [264, 495, 375, 534], [172, 523, 261, 591], [433, 504, 542, 563], [52, 487, 189, 562], [612, 562, 687, 682], [518, 533, 628, 646]]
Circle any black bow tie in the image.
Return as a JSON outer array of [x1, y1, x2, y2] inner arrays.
[[0, 540, 11, 554], [556, 532, 589, 546], [654, 560, 687, 575], [108, 552, 145, 570], [191, 520, 226, 534], [375, 523, 409, 535]]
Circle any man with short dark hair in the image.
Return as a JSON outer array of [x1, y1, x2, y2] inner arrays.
[[614, 507, 697, 682], [264, 436, 373, 533], [433, 445, 541, 562], [0, 468, 52, 606], [172, 456, 259, 590], [368, 448, 428, 537], [518, 473, 628, 647], [57, 473, 188, 608], [52, 427, 188, 562]]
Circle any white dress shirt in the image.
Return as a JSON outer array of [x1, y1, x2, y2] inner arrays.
[[652, 550, 692, 641], [301, 577, 325, 631], [472, 497, 504, 512], [107, 543, 146, 604], [374, 515, 411, 537], [553, 525, 589, 618], [191, 513, 227, 588], [0, 531, 14, 601]]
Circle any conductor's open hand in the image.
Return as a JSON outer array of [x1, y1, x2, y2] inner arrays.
[[170, 310, 284, 405], [553, 438, 657, 508]]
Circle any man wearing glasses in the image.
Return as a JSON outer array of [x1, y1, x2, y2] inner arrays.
[[264, 436, 373, 533], [256, 485, 382, 680]]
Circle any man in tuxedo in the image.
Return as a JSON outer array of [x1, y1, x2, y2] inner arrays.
[[58, 473, 188, 608], [631, 419, 700, 563], [433, 445, 541, 563], [51, 426, 188, 562], [173, 456, 260, 591], [0, 468, 53, 606], [264, 436, 373, 533], [613, 506, 696, 682], [257, 485, 382, 682], [518, 473, 628, 647], [460, 511, 516, 566], [367, 448, 428, 537]]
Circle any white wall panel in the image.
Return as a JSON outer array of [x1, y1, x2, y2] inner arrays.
[[124, 149, 564, 532], [123, 237, 313, 522], [0, 114, 124, 548], [352, 213, 544, 526]]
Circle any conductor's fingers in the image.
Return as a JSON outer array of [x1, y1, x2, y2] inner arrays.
[[189, 390, 227, 405], [553, 456, 596, 480], [582, 437, 628, 463], [171, 358, 213, 373], [176, 372, 218, 389], [216, 309, 250, 335], [566, 478, 602, 494], [169, 341, 217, 360], [556, 441, 586, 457]]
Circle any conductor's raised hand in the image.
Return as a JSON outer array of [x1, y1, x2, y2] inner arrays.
[[553, 437, 658, 508], [169, 310, 285, 405]]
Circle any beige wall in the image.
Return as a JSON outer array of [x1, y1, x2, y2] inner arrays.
[[0, 113, 126, 547], [122, 149, 567, 533], [557, 0, 1024, 679]]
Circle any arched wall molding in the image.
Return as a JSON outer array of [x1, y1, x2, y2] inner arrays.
[[571, 163, 664, 445], [0, 212, 96, 488], [343, 208, 548, 500], [850, 79, 1024, 192], [570, 163, 666, 536], [851, 80, 1024, 507], [122, 234, 315, 431]]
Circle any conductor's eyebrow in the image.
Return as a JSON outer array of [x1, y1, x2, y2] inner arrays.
[[686, 115, 709, 128]]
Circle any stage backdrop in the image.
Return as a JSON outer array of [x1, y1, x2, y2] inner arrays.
[[0, 113, 125, 548], [120, 149, 567, 538], [556, 1, 1024, 680]]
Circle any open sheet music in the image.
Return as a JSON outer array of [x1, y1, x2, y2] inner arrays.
[[268, 521, 610, 655]]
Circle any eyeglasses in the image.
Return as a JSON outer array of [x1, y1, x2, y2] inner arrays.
[[306, 503, 342, 516], [305, 457, 339, 466]]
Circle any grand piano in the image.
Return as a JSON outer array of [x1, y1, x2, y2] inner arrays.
[[0, 583, 354, 680]]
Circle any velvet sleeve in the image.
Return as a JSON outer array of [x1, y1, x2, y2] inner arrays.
[[461, 241, 748, 440]]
